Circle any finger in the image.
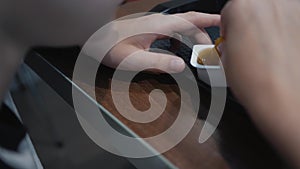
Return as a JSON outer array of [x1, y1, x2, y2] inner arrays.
[[170, 12, 219, 44], [174, 12, 221, 29], [144, 12, 220, 36], [221, 1, 234, 38], [193, 28, 212, 44], [221, 0, 246, 39], [116, 47, 186, 73]]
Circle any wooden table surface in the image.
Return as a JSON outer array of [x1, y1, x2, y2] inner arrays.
[[31, 46, 288, 169], [78, 67, 229, 169]]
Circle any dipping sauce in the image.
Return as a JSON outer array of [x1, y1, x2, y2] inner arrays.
[[197, 47, 220, 65], [197, 37, 224, 65]]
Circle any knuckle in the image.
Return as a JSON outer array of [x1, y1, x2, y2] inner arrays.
[[185, 11, 198, 18]]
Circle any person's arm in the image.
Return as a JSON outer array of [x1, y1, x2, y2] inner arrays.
[[0, 32, 27, 103], [84, 12, 220, 73], [221, 0, 300, 167]]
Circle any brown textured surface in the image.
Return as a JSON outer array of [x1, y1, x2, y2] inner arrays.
[[33, 45, 287, 169], [76, 66, 230, 169]]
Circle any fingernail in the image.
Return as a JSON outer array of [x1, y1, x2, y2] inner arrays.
[[170, 59, 185, 72]]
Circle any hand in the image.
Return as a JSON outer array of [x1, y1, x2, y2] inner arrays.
[[221, 0, 300, 166], [103, 12, 220, 73]]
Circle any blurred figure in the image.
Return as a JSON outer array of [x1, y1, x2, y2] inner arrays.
[[221, 0, 300, 167], [0, 0, 123, 103]]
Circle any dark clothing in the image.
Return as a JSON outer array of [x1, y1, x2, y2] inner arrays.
[[0, 104, 26, 169]]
